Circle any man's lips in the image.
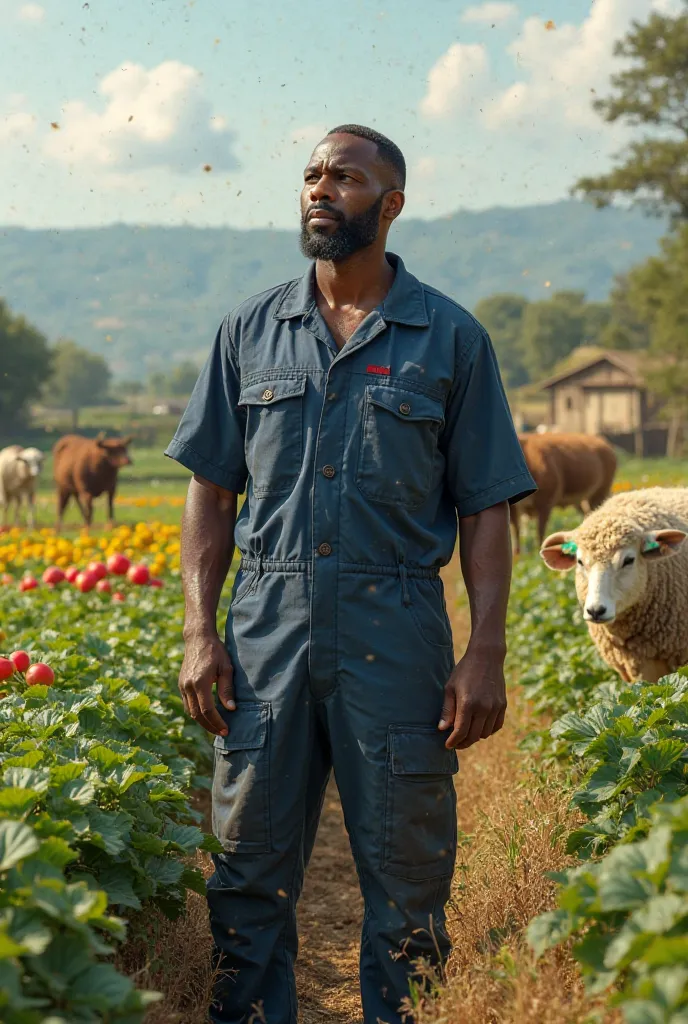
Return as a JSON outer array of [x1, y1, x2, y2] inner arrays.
[[308, 209, 340, 223]]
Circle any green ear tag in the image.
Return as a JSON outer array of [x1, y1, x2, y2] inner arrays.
[[561, 541, 578, 556], [643, 538, 660, 553]]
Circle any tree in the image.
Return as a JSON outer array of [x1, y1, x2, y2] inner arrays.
[[520, 291, 589, 381], [625, 226, 688, 455], [599, 274, 652, 351], [574, 4, 688, 221], [0, 300, 53, 427], [474, 294, 529, 387], [166, 361, 201, 396], [46, 340, 112, 428]]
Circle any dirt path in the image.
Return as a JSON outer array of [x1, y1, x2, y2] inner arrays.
[[295, 566, 471, 1024]]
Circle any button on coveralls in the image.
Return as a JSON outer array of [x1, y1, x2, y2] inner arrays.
[[166, 254, 535, 1024]]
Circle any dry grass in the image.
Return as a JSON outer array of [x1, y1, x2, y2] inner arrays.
[[115, 851, 216, 1024]]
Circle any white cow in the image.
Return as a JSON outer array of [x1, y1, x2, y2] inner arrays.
[[0, 446, 45, 529]]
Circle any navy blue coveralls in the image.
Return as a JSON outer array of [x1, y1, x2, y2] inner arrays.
[[166, 254, 535, 1024]]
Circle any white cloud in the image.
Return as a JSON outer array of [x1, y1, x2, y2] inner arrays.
[[44, 60, 238, 174], [0, 110, 36, 143], [16, 3, 44, 22], [420, 43, 489, 119], [651, 0, 684, 13], [289, 124, 327, 148], [461, 2, 517, 25], [480, 0, 661, 133], [414, 156, 437, 179]]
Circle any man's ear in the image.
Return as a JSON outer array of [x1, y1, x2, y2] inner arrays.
[[642, 530, 687, 559], [540, 531, 578, 571]]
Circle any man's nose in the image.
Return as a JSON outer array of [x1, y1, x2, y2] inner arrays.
[[310, 176, 334, 202], [586, 603, 609, 622]]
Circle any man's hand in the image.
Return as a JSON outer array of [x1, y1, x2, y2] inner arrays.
[[438, 647, 507, 750], [179, 631, 235, 736]]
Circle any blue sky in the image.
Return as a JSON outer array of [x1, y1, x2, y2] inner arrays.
[[0, 0, 677, 229]]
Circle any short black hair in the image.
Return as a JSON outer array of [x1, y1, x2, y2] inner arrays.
[[327, 124, 406, 190]]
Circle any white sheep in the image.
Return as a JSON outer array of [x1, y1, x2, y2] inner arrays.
[[0, 445, 45, 530], [540, 487, 688, 683]]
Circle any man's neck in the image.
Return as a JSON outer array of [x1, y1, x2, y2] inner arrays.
[[315, 246, 395, 312]]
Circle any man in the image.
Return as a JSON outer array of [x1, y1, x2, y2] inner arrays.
[[166, 124, 535, 1024]]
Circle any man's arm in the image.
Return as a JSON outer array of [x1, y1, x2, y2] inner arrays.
[[438, 500, 511, 749], [178, 474, 237, 736]]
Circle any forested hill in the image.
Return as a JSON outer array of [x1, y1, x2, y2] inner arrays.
[[0, 200, 665, 379]]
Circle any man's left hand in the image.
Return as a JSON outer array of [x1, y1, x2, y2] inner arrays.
[[438, 648, 507, 750]]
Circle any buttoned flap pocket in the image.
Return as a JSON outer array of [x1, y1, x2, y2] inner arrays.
[[357, 385, 445, 509], [212, 702, 271, 853], [238, 374, 307, 497], [382, 726, 458, 880]]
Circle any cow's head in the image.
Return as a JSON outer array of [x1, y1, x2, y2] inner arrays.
[[541, 528, 686, 624], [17, 447, 45, 478], [96, 434, 133, 468]]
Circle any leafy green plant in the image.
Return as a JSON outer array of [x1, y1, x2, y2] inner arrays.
[[0, 575, 230, 1020]]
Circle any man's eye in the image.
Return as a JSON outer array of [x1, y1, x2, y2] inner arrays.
[[622, 555, 635, 567]]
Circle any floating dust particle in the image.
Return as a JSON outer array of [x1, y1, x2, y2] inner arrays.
[[544, 19, 556, 30], [544, 280, 552, 288], [50, 122, 59, 130], [365, 654, 375, 662], [128, 115, 134, 122], [203, 164, 212, 172], [277, 888, 288, 898]]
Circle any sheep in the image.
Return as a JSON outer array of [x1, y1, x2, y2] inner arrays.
[[0, 445, 45, 530], [540, 487, 688, 683], [510, 432, 617, 555]]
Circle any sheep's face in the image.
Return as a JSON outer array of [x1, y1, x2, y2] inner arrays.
[[540, 529, 687, 624], [18, 448, 44, 478]]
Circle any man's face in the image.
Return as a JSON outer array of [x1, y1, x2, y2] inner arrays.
[[299, 134, 400, 261]]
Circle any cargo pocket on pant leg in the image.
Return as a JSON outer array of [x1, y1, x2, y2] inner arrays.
[[382, 727, 458, 880], [212, 702, 271, 854]]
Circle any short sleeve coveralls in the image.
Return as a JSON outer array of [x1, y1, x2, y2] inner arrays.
[[166, 253, 535, 1024]]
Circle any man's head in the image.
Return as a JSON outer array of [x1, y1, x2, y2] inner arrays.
[[300, 125, 406, 262]]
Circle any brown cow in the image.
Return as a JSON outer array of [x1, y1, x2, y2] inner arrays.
[[510, 432, 617, 555], [53, 432, 133, 531]]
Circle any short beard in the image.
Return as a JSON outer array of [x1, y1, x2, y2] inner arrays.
[[299, 193, 384, 262]]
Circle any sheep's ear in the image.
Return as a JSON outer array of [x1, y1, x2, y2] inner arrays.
[[642, 530, 687, 559], [540, 531, 578, 571]]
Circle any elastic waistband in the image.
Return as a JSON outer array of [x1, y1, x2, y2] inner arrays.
[[239, 557, 441, 579]]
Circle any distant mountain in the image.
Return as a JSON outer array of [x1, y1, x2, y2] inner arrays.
[[0, 201, 666, 379]]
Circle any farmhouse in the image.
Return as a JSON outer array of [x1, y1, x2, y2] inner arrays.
[[538, 350, 668, 456]]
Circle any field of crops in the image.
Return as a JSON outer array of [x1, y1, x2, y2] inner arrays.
[[1, 453, 686, 1023]]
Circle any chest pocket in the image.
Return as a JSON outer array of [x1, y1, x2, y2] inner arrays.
[[238, 375, 307, 497], [356, 385, 445, 509]]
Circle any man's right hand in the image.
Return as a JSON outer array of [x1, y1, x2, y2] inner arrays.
[[179, 631, 235, 735]]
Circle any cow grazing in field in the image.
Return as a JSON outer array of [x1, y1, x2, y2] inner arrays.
[[53, 433, 133, 531], [0, 446, 45, 529], [510, 432, 617, 555]]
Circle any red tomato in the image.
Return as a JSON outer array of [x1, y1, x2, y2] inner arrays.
[[0, 658, 14, 681], [87, 561, 108, 581], [65, 566, 80, 583], [149, 578, 164, 588], [19, 576, 38, 592], [96, 579, 111, 594], [75, 571, 97, 593], [127, 563, 150, 585], [10, 651, 30, 673], [107, 553, 131, 576], [26, 663, 55, 687], [42, 566, 66, 585], [112, 591, 126, 603]]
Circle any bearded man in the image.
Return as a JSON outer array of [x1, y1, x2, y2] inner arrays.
[[166, 124, 535, 1024]]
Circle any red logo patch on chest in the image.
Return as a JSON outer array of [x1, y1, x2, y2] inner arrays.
[[366, 365, 391, 375]]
